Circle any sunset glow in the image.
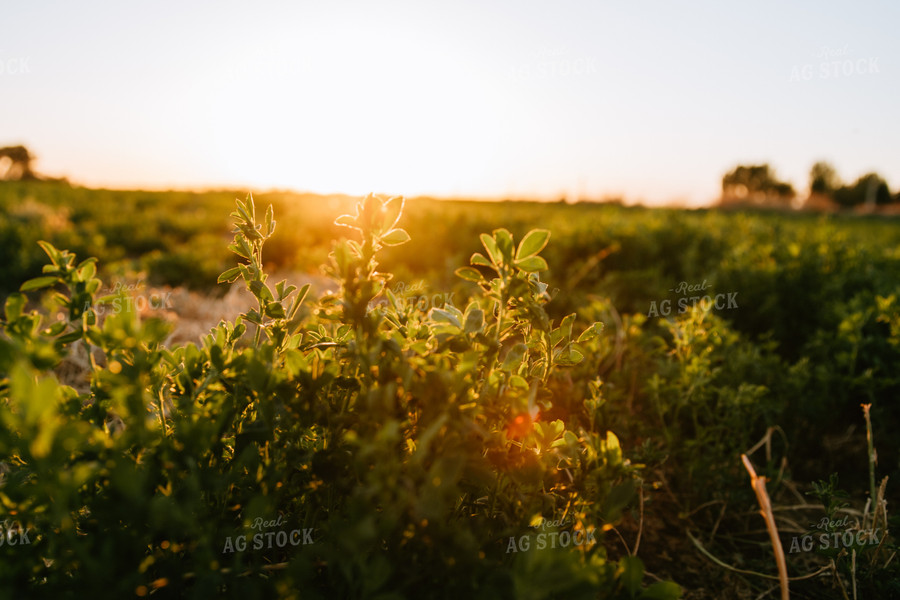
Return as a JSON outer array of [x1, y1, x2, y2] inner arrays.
[[2, 1, 898, 204]]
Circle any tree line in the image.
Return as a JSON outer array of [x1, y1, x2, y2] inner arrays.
[[721, 162, 898, 209]]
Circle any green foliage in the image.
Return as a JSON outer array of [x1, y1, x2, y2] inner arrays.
[[0, 195, 679, 599], [4, 180, 900, 597], [610, 304, 784, 507], [807, 474, 849, 528]]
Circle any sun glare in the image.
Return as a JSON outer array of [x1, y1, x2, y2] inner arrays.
[[190, 17, 516, 198]]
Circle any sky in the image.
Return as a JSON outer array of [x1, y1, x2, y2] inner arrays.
[[1, 0, 898, 206]]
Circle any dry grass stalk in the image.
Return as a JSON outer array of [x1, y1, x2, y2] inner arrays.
[[742, 453, 790, 600]]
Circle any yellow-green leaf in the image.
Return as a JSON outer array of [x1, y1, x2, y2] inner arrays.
[[516, 229, 551, 260], [514, 256, 548, 273], [381, 228, 411, 246]]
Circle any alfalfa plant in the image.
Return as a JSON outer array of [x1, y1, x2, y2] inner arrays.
[[216, 193, 310, 348]]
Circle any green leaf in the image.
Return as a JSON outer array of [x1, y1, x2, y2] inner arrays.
[[578, 321, 604, 342], [516, 229, 551, 260], [508, 374, 529, 389], [275, 280, 297, 301], [288, 283, 311, 321], [536, 419, 566, 451], [265, 204, 275, 235], [238, 235, 254, 257], [548, 419, 564, 439], [501, 343, 527, 371], [431, 308, 461, 328], [235, 200, 253, 224], [37, 241, 62, 266], [44, 321, 67, 336], [470, 253, 492, 268], [334, 214, 358, 229], [5, 293, 26, 321], [346, 239, 363, 258], [494, 229, 514, 263], [455, 267, 482, 282], [385, 288, 400, 312], [57, 331, 82, 345], [604, 479, 637, 523], [464, 307, 484, 334], [229, 234, 254, 260], [246, 193, 256, 219], [554, 343, 584, 365], [76, 259, 97, 281], [227, 243, 250, 260], [265, 303, 286, 319], [381, 196, 405, 232], [242, 309, 263, 325], [558, 313, 576, 344], [10, 366, 61, 455], [20, 276, 58, 292], [217, 267, 242, 284], [249, 281, 274, 303], [604, 431, 623, 467], [513, 256, 548, 273], [380, 228, 411, 246], [480, 234, 502, 266], [639, 581, 683, 599], [618, 556, 645, 596], [239, 223, 263, 241]]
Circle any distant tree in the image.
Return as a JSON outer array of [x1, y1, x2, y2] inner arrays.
[[809, 161, 840, 195], [833, 173, 892, 208], [721, 164, 795, 205], [0, 145, 36, 180]]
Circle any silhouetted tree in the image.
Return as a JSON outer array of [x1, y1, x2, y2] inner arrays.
[[721, 164, 795, 205], [833, 173, 892, 207], [0, 145, 36, 181], [809, 161, 840, 195]]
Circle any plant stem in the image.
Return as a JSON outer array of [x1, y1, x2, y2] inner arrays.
[[741, 454, 789, 600], [862, 404, 877, 514]]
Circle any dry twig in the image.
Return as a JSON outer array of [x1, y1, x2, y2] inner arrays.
[[742, 454, 789, 600]]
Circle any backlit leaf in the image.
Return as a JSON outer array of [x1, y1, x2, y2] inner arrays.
[[513, 256, 548, 273], [515, 229, 551, 260], [381, 228, 411, 246], [455, 267, 482, 282]]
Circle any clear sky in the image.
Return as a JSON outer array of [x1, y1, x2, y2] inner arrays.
[[1, 0, 897, 206]]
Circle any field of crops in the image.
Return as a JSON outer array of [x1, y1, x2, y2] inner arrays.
[[1, 180, 899, 599]]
